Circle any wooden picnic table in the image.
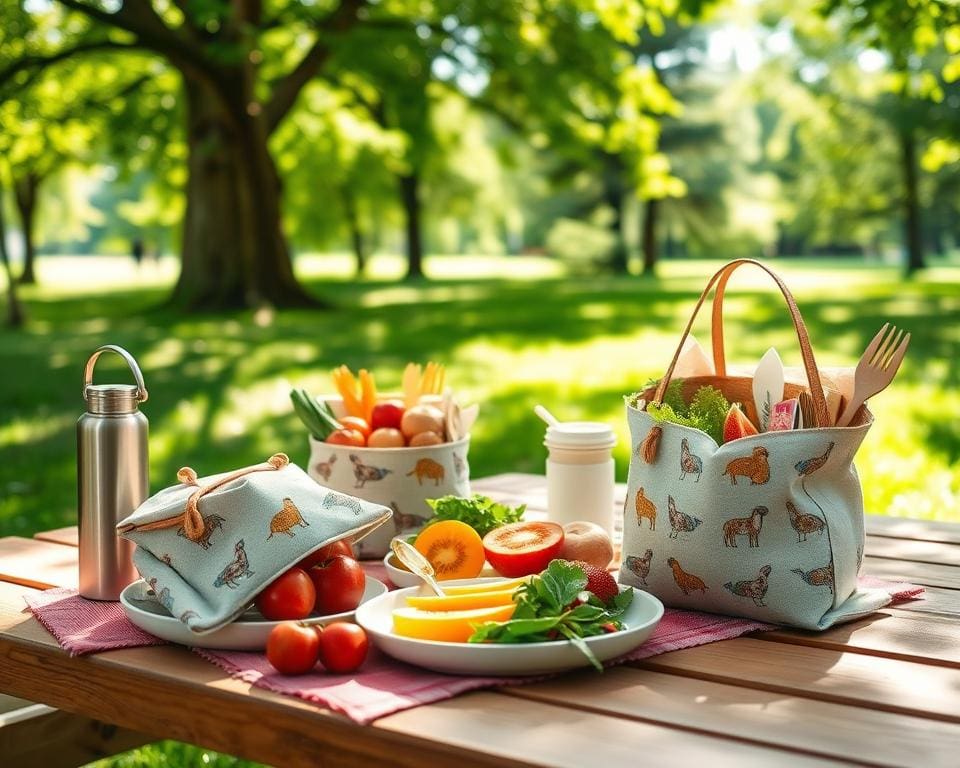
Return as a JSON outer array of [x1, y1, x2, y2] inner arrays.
[[1, 473, 959, 767]]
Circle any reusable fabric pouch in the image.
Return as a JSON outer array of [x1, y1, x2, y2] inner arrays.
[[117, 453, 392, 633], [619, 259, 889, 631]]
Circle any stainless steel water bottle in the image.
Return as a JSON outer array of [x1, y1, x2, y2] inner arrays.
[[78, 345, 148, 600]]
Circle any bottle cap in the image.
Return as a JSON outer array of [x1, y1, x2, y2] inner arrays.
[[544, 422, 617, 450]]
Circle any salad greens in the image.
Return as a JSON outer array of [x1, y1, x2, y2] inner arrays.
[[424, 494, 526, 538], [630, 379, 732, 444], [468, 560, 633, 671]]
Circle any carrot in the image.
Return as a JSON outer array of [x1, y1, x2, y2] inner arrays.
[[359, 368, 376, 423], [332, 366, 364, 418]]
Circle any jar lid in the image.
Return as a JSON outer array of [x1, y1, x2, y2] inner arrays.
[[544, 421, 617, 449], [85, 384, 140, 415]]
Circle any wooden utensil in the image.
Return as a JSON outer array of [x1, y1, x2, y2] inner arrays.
[[836, 323, 910, 427]]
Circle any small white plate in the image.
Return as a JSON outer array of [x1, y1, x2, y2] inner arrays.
[[355, 580, 663, 676], [382, 551, 500, 588], [120, 576, 388, 651]]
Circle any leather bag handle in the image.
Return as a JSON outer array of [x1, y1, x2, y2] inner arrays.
[[651, 259, 830, 429]]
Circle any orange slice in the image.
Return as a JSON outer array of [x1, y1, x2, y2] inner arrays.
[[440, 577, 529, 595], [392, 604, 516, 643], [413, 520, 485, 580], [405, 588, 518, 612]]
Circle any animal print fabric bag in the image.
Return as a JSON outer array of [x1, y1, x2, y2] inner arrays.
[[117, 453, 392, 633], [619, 260, 890, 631]]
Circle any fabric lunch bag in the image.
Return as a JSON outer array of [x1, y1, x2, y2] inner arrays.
[[117, 453, 392, 633], [619, 259, 894, 631]]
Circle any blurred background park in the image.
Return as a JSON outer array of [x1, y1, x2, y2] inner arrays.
[[1, 0, 959, 763]]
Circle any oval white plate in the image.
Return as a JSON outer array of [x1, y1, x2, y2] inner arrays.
[[120, 576, 388, 651], [382, 551, 500, 589], [355, 579, 664, 676]]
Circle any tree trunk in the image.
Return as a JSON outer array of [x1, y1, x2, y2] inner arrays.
[[399, 172, 424, 280], [900, 129, 925, 276], [0, 185, 26, 327], [13, 173, 39, 285], [641, 198, 659, 276], [170, 76, 316, 310], [603, 154, 628, 274], [341, 187, 366, 276]]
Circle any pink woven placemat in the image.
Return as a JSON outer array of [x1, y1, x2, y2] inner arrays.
[[23, 573, 924, 724]]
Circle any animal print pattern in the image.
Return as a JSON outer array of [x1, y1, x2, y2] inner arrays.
[[722, 446, 770, 486], [390, 501, 430, 534], [667, 557, 708, 594], [787, 500, 824, 542], [268, 497, 309, 539], [679, 438, 703, 481], [795, 442, 834, 477], [635, 488, 657, 531], [792, 563, 835, 594], [724, 565, 772, 607], [148, 577, 175, 612], [314, 454, 337, 482], [321, 491, 365, 517], [452, 452, 467, 479], [667, 495, 702, 539], [177, 512, 225, 550], [407, 458, 445, 486], [214, 540, 254, 589], [623, 550, 653, 586], [349, 454, 392, 488], [722, 506, 768, 548]]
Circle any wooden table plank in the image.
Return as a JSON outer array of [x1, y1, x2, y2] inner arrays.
[[636, 637, 960, 724], [33, 527, 79, 548], [501, 666, 960, 768], [761, 608, 960, 668], [0, 537, 78, 590], [0, 582, 834, 768], [887, 585, 960, 617], [864, 535, 960, 566], [862, 555, 960, 590], [865, 515, 960, 545]]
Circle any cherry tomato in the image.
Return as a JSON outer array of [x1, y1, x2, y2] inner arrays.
[[310, 555, 366, 615], [326, 428, 366, 447], [266, 622, 320, 675], [317, 622, 369, 674], [255, 568, 316, 621], [339, 416, 371, 439], [298, 539, 354, 570], [370, 400, 405, 432]]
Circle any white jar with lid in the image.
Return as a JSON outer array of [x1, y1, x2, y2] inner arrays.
[[544, 422, 617, 535]]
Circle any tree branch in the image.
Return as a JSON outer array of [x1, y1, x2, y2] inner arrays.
[[53, 0, 209, 74], [0, 40, 138, 91], [263, 0, 368, 134]]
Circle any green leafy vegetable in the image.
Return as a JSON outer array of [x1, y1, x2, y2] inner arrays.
[[468, 559, 634, 671], [425, 495, 526, 538], [640, 380, 733, 444]]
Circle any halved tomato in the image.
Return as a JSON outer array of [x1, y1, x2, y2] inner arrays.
[[482, 521, 565, 577]]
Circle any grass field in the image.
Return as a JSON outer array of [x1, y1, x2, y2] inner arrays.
[[2, 253, 959, 766]]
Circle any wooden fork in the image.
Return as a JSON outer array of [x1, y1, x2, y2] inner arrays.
[[836, 323, 911, 427]]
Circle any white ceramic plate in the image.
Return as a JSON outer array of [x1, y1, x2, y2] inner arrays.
[[120, 576, 388, 651], [382, 551, 500, 589], [355, 579, 664, 676]]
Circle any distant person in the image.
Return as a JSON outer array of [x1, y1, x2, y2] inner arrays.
[[131, 238, 144, 268]]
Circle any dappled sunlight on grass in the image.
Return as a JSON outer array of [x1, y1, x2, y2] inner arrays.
[[1, 256, 958, 535]]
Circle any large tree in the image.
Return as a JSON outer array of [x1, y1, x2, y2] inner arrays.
[[3, 0, 370, 308]]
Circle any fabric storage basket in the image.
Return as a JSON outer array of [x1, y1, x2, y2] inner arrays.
[[117, 453, 392, 633], [308, 397, 471, 559], [619, 259, 891, 631]]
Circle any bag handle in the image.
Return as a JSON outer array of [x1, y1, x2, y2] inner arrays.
[[118, 453, 289, 542], [651, 259, 830, 429]]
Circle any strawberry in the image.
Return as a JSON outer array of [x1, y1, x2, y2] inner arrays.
[[571, 561, 619, 604], [723, 404, 759, 443]]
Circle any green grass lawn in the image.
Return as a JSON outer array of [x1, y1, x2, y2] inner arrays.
[[2, 253, 959, 767], [2, 254, 959, 546]]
